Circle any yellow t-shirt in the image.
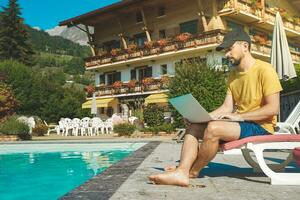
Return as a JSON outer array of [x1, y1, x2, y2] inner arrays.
[[227, 59, 282, 133]]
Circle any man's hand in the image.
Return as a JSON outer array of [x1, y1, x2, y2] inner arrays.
[[214, 113, 243, 121]]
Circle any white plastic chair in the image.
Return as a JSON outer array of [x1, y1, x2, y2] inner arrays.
[[71, 118, 81, 136], [80, 118, 91, 136], [90, 117, 105, 135], [104, 118, 114, 134], [277, 100, 300, 134]]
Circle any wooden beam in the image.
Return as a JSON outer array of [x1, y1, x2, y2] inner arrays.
[[196, 0, 208, 32], [261, 0, 265, 22], [140, 7, 151, 41], [85, 25, 96, 56]]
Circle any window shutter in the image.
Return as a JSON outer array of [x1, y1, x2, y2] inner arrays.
[[100, 74, 105, 84], [145, 67, 152, 77], [115, 72, 121, 82], [131, 69, 136, 80]]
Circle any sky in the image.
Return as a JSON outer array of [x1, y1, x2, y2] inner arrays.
[[0, 0, 120, 30]]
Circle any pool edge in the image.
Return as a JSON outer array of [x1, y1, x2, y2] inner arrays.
[[60, 141, 160, 200]]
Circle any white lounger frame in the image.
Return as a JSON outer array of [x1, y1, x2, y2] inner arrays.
[[240, 141, 300, 185]]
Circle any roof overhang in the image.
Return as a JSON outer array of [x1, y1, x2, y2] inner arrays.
[[59, 0, 143, 27]]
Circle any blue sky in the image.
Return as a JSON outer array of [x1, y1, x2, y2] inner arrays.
[[0, 0, 120, 30]]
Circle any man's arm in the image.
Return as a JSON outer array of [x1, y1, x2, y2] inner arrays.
[[209, 94, 234, 117], [223, 92, 280, 121]]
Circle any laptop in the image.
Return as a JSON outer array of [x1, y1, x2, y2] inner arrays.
[[169, 94, 242, 123]]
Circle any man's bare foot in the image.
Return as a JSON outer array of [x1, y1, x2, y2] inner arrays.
[[189, 169, 199, 178], [164, 165, 199, 178], [164, 165, 177, 172], [148, 169, 189, 187]]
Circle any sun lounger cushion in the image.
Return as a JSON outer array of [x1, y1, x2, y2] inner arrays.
[[293, 147, 300, 166], [222, 135, 300, 151]]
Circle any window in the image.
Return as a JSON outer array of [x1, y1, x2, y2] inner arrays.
[[138, 66, 152, 81], [100, 108, 105, 114], [227, 20, 243, 31], [99, 74, 105, 84], [107, 72, 121, 85], [136, 12, 143, 23], [131, 69, 136, 80], [158, 6, 166, 17], [159, 29, 166, 38], [161, 64, 167, 75], [180, 20, 198, 35], [134, 32, 147, 47], [102, 40, 120, 51]]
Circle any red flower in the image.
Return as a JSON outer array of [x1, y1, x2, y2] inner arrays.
[[113, 81, 123, 89], [142, 77, 155, 86], [127, 80, 137, 88], [175, 32, 192, 43]]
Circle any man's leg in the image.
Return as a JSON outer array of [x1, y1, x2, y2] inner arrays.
[[189, 121, 240, 177], [148, 123, 206, 186]]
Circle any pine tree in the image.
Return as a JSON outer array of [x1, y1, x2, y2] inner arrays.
[[0, 0, 34, 65]]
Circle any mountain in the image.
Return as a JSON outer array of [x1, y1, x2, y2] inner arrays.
[[26, 26, 91, 58], [46, 25, 90, 46]]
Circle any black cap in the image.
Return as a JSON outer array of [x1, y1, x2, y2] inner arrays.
[[216, 29, 251, 51]]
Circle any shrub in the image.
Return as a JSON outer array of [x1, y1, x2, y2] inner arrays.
[[168, 60, 227, 128], [157, 123, 175, 133], [281, 64, 300, 93], [32, 123, 48, 136], [143, 104, 164, 127], [142, 123, 175, 134], [0, 116, 31, 140], [113, 123, 136, 136], [0, 83, 19, 121]]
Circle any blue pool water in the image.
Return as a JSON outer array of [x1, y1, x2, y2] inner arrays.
[[0, 143, 145, 200]]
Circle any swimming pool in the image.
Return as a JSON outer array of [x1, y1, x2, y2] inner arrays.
[[0, 142, 146, 200]]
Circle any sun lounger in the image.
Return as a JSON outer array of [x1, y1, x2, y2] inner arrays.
[[222, 134, 300, 185]]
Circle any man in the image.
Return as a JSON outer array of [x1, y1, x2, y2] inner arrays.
[[148, 30, 282, 187]]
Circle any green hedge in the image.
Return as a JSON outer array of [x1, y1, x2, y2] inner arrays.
[[0, 116, 31, 140], [143, 123, 175, 134], [281, 64, 300, 93], [168, 60, 227, 128], [143, 104, 164, 127], [113, 123, 136, 136]]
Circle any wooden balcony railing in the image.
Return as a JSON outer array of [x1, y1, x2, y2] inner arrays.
[[218, 0, 300, 33], [250, 40, 300, 63], [91, 77, 171, 97], [84, 30, 226, 68]]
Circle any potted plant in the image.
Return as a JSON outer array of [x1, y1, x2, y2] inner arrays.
[[85, 85, 95, 97], [127, 79, 137, 90], [126, 43, 137, 54], [160, 75, 170, 88], [144, 41, 154, 49], [156, 39, 168, 48], [175, 32, 192, 43], [113, 81, 123, 94]]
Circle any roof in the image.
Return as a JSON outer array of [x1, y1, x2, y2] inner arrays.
[[59, 0, 143, 27]]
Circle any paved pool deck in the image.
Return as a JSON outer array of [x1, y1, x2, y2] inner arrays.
[[61, 140, 300, 200]]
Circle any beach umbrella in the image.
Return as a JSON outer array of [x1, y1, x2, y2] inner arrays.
[[270, 12, 297, 80], [91, 93, 97, 116]]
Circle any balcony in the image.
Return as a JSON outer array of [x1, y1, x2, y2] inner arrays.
[[218, 0, 300, 38], [87, 76, 172, 98], [84, 30, 226, 69], [250, 36, 300, 63]]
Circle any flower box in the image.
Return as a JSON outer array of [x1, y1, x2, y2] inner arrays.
[[162, 44, 176, 52], [101, 57, 111, 64], [116, 54, 128, 61], [128, 51, 143, 58], [184, 40, 196, 48]]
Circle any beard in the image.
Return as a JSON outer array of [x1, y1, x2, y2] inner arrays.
[[229, 57, 241, 66]]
